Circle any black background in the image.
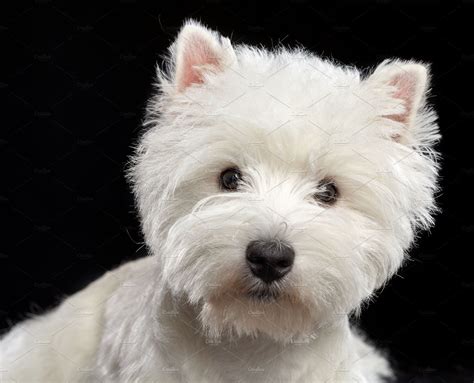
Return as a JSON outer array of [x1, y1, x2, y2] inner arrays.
[[1, 1, 474, 381]]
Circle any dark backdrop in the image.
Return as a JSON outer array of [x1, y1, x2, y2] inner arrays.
[[1, 1, 473, 381]]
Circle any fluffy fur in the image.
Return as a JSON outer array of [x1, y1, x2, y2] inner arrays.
[[0, 20, 440, 382]]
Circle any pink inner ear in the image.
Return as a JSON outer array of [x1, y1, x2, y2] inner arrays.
[[385, 72, 418, 125], [178, 36, 221, 91]]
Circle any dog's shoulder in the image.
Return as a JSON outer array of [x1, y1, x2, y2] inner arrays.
[[0, 256, 154, 382]]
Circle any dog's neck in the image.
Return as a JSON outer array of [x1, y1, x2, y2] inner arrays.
[[154, 288, 355, 382]]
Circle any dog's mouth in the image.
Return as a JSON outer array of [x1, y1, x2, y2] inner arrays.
[[248, 288, 279, 302], [246, 282, 282, 302]]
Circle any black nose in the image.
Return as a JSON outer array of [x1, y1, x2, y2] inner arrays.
[[246, 240, 295, 283]]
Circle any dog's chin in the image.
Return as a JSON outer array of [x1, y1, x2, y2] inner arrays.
[[198, 282, 323, 343]]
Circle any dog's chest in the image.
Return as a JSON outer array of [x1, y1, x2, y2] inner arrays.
[[167, 336, 340, 383]]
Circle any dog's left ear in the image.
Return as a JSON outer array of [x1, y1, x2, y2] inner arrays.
[[366, 60, 430, 143], [171, 20, 236, 92]]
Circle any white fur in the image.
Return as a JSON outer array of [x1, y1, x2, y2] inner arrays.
[[0, 20, 440, 382]]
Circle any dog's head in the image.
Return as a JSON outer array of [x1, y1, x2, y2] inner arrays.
[[130, 20, 439, 342]]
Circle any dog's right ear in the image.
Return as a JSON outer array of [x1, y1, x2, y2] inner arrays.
[[171, 20, 236, 92]]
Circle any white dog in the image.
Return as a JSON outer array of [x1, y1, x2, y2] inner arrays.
[[0, 20, 440, 382]]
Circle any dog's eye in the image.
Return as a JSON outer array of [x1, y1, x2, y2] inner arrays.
[[314, 179, 339, 205], [219, 167, 242, 191]]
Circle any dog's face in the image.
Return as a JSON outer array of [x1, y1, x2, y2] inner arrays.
[[131, 21, 439, 341]]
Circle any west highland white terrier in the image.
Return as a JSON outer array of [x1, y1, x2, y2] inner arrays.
[[0, 20, 440, 382]]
